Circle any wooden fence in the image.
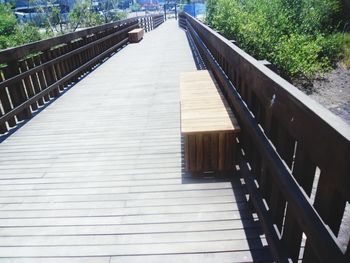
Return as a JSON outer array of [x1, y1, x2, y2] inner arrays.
[[0, 15, 164, 135], [179, 12, 350, 263]]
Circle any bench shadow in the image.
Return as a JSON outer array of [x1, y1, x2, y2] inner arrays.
[[180, 136, 272, 262]]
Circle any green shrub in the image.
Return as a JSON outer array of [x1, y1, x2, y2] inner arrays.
[[12, 24, 42, 46], [0, 4, 17, 36], [0, 4, 42, 50], [206, 0, 343, 79]]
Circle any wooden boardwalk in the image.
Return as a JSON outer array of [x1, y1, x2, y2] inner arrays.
[[0, 20, 271, 262]]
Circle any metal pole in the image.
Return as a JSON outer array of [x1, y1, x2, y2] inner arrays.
[[193, 2, 195, 17], [175, 3, 177, 20], [164, 4, 166, 20]]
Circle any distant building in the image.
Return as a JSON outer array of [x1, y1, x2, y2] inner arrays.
[[138, 0, 158, 4], [2, 0, 76, 11]]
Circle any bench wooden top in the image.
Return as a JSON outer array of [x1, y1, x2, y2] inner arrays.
[[129, 28, 144, 33], [180, 70, 240, 134]]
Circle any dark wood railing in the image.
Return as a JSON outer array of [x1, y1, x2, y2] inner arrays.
[[152, 14, 165, 29], [0, 14, 164, 135], [179, 12, 349, 263], [139, 14, 164, 32]]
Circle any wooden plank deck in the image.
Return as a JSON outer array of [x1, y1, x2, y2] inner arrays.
[[0, 20, 272, 262]]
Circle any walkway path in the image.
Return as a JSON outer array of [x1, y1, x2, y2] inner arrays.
[[0, 20, 271, 262]]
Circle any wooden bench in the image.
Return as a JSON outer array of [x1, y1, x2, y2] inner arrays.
[[128, 28, 144, 43], [180, 70, 240, 172]]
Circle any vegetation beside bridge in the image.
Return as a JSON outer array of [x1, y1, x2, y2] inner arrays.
[[206, 0, 349, 86], [0, 1, 127, 51]]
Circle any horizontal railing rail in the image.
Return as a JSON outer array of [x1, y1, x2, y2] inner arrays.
[[152, 14, 165, 29], [0, 15, 164, 135], [179, 12, 349, 263]]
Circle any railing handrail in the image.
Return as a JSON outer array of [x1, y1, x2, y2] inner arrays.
[[0, 18, 136, 63], [0, 14, 164, 64]]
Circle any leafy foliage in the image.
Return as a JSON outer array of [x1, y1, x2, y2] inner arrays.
[[68, 2, 104, 31], [0, 4, 17, 36], [206, 0, 343, 80], [131, 3, 141, 12], [0, 4, 42, 50], [0, 1, 129, 51]]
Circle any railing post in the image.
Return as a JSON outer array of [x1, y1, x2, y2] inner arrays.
[[4, 62, 32, 121], [0, 69, 10, 133], [175, 4, 177, 20], [164, 4, 167, 21], [0, 67, 16, 129]]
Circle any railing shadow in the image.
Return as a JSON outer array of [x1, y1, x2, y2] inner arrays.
[[185, 31, 206, 70], [180, 136, 272, 262]]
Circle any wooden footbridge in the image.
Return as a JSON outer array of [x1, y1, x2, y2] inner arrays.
[[0, 13, 349, 262]]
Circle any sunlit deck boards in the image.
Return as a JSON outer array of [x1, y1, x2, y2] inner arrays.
[[0, 20, 271, 262]]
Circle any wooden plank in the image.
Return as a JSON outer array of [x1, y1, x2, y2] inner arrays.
[[0, 182, 233, 197], [0, 258, 109, 263], [195, 133, 203, 170], [269, 184, 286, 232], [19, 60, 38, 111], [0, 239, 266, 257], [0, 229, 263, 246], [210, 133, 219, 169], [0, 69, 12, 131], [202, 133, 211, 171], [0, 203, 242, 218], [0, 211, 250, 227], [0, 192, 237, 206], [26, 57, 44, 106], [109, 251, 272, 263], [32, 55, 50, 102], [282, 208, 303, 263], [3, 62, 31, 121], [41, 50, 57, 99], [0, 219, 259, 236], [180, 70, 240, 133]]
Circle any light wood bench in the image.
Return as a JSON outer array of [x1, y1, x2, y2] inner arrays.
[[128, 28, 144, 43], [180, 70, 240, 172]]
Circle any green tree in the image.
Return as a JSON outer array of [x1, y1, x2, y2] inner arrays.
[[131, 3, 141, 11], [0, 4, 42, 50], [68, 2, 103, 31], [99, 0, 127, 24], [0, 4, 17, 36]]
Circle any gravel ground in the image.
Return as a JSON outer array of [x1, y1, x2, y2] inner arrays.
[[309, 67, 350, 125]]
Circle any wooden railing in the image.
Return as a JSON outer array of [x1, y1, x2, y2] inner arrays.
[[152, 14, 165, 29], [139, 14, 164, 32], [0, 15, 164, 135], [179, 12, 350, 263]]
